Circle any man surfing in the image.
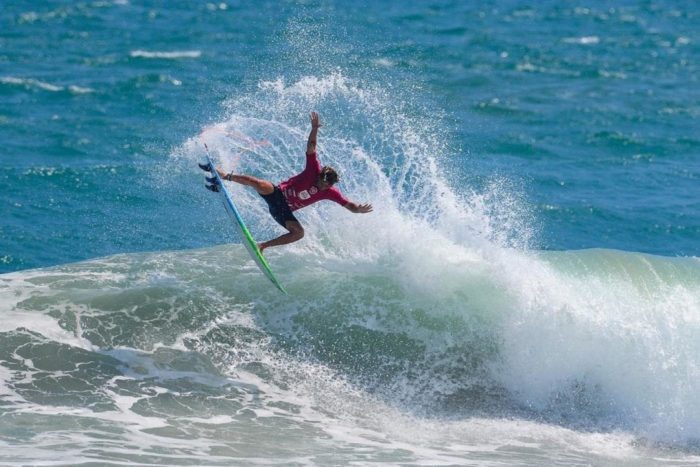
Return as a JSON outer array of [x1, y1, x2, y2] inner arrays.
[[200, 112, 373, 252]]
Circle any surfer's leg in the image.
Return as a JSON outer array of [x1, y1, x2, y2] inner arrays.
[[285, 220, 304, 239], [259, 221, 304, 252], [216, 168, 274, 195]]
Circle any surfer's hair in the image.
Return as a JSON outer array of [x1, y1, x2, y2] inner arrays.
[[320, 166, 339, 185]]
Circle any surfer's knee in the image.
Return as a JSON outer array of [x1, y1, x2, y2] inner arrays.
[[243, 177, 274, 195], [256, 180, 275, 195], [287, 222, 304, 240]]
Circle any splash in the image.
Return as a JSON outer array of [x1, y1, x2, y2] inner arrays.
[[185, 71, 534, 265]]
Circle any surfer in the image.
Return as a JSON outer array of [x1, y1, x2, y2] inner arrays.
[[202, 112, 373, 252]]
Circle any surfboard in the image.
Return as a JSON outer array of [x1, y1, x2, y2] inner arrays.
[[202, 145, 287, 294]]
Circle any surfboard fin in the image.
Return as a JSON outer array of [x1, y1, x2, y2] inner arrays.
[[198, 162, 213, 172], [205, 176, 219, 185], [205, 184, 220, 193]]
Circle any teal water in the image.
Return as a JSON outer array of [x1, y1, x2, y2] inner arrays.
[[2, 1, 698, 271], [1, 1, 700, 465]]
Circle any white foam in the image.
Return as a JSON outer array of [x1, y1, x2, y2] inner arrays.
[[492, 249, 700, 443], [130, 50, 202, 59], [1, 76, 62, 92], [563, 36, 601, 45], [373, 58, 394, 67], [0, 76, 94, 94]]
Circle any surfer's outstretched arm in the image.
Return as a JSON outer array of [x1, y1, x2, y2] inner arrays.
[[306, 111, 322, 156], [344, 201, 373, 214]]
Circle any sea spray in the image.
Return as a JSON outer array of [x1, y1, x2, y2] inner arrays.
[[190, 72, 535, 257]]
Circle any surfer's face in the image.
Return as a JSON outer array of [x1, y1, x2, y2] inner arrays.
[[318, 167, 339, 189], [318, 178, 333, 190]]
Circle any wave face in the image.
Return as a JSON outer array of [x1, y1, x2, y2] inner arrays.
[[2, 245, 700, 464]]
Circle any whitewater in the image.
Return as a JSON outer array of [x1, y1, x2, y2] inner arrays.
[[2, 73, 700, 465]]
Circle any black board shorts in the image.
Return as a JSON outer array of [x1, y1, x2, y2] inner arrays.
[[260, 186, 298, 228]]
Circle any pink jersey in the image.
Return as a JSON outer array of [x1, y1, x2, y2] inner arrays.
[[278, 152, 349, 211]]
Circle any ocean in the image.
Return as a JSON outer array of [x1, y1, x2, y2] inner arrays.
[[1, 1, 699, 465]]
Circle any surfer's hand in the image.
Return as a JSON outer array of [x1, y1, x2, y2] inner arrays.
[[356, 203, 373, 213], [258, 242, 267, 253], [346, 202, 373, 213], [310, 112, 322, 129]]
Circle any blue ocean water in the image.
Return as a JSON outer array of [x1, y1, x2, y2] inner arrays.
[[1, 1, 700, 465]]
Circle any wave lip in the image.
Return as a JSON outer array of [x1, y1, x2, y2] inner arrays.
[[494, 248, 700, 446]]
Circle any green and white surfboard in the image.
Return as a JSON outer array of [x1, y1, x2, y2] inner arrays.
[[204, 146, 287, 294]]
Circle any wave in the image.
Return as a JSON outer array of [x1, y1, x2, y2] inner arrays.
[[1, 244, 699, 448], [173, 72, 700, 446]]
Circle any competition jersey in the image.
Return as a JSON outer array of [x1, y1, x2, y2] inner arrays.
[[278, 152, 348, 211]]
